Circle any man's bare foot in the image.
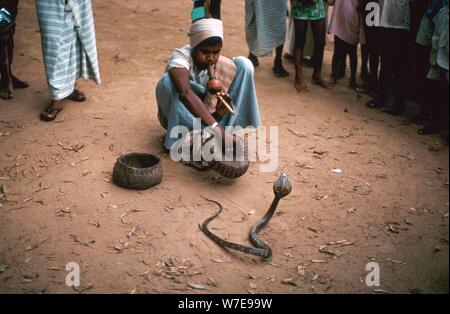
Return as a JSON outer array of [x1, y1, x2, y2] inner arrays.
[[11, 76, 29, 89], [40, 100, 65, 122], [0, 86, 13, 100], [295, 73, 309, 92], [312, 74, 330, 89]]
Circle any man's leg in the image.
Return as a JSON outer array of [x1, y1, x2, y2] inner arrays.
[[273, 44, 289, 78], [368, 28, 393, 109], [361, 44, 370, 82], [310, 18, 329, 88], [209, 0, 221, 19], [385, 29, 409, 115], [0, 31, 12, 100], [294, 19, 309, 92], [7, 24, 28, 89], [156, 73, 203, 151], [347, 43, 358, 89], [225, 57, 261, 129], [331, 36, 345, 85]]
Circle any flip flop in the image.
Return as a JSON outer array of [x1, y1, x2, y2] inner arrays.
[[40, 102, 63, 122], [66, 89, 86, 102]]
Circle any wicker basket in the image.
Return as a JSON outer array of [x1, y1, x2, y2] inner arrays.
[[113, 153, 163, 190]]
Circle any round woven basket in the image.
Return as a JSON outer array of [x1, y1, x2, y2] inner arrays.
[[113, 153, 163, 190]]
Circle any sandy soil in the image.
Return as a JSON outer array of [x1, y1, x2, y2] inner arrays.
[[0, 0, 448, 294]]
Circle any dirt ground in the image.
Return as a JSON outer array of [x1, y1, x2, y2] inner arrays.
[[0, 0, 448, 294]]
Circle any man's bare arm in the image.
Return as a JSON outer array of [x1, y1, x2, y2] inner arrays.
[[169, 67, 218, 127]]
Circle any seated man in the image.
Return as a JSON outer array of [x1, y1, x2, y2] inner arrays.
[[155, 18, 261, 155]]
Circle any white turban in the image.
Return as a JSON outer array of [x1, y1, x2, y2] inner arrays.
[[188, 18, 224, 48]]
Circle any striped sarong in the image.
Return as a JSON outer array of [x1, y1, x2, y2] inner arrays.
[[245, 0, 288, 57], [36, 0, 100, 100]]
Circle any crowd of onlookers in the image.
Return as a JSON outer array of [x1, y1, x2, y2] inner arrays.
[[245, 0, 449, 143]]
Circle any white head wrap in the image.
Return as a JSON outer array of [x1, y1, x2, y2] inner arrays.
[[188, 18, 224, 48]]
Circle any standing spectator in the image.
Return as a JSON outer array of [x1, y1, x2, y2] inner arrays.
[[328, 0, 364, 89], [359, 0, 383, 97], [292, 0, 330, 92], [192, 0, 222, 21], [417, 3, 449, 138], [413, 0, 447, 123], [245, 0, 290, 78], [366, 0, 411, 115], [0, 0, 28, 100], [285, 1, 330, 68], [36, 0, 101, 121]]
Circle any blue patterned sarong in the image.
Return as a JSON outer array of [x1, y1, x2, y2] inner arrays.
[[36, 0, 100, 100]]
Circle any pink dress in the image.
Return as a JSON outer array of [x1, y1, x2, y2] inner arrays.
[[328, 0, 364, 46]]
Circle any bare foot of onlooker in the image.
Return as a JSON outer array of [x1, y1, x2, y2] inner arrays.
[[295, 71, 309, 92], [0, 86, 12, 100]]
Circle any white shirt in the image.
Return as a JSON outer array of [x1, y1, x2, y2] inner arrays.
[[428, 6, 449, 81], [379, 0, 410, 30], [166, 45, 209, 87]]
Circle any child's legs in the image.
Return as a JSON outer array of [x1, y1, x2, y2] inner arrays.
[[361, 44, 370, 79], [366, 26, 382, 92], [346, 43, 358, 82], [391, 29, 409, 103], [310, 18, 326, 76], [332, 36, 346, 79], [0, 35, 10, 88], [294, 19, 309, 77], [379, 28, 395, 98], [433, 79, 450, 127]]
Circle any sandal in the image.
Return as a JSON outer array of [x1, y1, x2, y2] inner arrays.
[[66, 89, 86, 102], [40, 101, 64, 122]]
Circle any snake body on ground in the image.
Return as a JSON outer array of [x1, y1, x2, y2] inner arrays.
[[201, 173, 293, 259]]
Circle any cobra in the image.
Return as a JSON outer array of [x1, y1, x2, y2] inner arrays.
[[201, 172, 293, 259]]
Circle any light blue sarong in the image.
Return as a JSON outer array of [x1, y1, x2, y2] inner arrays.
[[156, 57, 262, 151], [35, 0, 100, 100]]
